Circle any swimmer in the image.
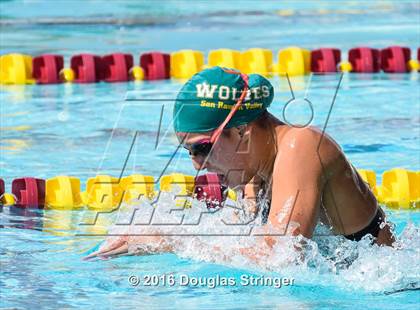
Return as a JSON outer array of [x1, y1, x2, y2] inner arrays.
[[86, 67, 394, 259]]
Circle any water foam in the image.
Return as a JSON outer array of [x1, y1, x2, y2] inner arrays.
[[105, 191, 420, 294]]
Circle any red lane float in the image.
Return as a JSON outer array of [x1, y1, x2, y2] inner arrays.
[[194, 173, 224, 208], [0, 178, 4, 198], [32, 54, 64, 84], [417, 47, 420, 72], [140, 52, 170, 80], [311, 48, 341, 73], [381, 46, 410, 73], [70, 54, 103, 83], [348, 47, 381, 73], [12, 177, 45, 207], [101, 53, 133, 82]]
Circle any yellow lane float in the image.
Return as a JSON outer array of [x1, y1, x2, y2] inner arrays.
[[275, 47, 311, 76], [357, 169, 378, 196], [160, 173, 195, 194], [59, 68, 75, 82], [208, 49, 241, 69], [377, 168, 419, 209], [339, 61, 353, 73], [239, 48, 273, 76], [170, 50, 204, 79], [1, 193, 16, 206], [408, 59, 419, 72], [160, 173, 195, 207], [46, 176, 83, 210], [120, 174, 155, 202], [83, 175, 123, 211], [0, 53, 35, 84], [129, 66, 144, 81]]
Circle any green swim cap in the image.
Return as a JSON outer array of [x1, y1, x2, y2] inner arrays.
[[173, 66, 274, 133]]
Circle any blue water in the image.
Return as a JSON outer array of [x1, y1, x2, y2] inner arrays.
[[1, 1, 420, 309]]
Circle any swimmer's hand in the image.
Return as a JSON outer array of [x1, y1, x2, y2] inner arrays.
[[84, 234, 174, 260], [84, 236, 129, 260]]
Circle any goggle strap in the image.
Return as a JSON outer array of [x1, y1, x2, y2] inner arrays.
[[210, 73, 249, 144]]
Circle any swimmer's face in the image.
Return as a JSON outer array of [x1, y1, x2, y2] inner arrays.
[[177, 129, 250, 188]]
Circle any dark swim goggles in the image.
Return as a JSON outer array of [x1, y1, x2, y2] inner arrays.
[[185, 69, 249, 158], [187, 139, 213, 157]]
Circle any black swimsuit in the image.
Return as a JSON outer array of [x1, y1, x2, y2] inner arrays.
[[260, 197, 384, 241], [344, 209, 384, 241]]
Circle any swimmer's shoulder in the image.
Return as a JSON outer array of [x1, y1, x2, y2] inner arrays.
[[274, 125, 337, 150], [274, 125, 345, 170]]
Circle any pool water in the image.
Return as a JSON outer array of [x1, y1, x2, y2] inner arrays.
[[1, 1, 420, 309]]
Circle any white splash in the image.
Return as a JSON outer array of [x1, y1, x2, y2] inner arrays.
[[108, 191, 420, 294]]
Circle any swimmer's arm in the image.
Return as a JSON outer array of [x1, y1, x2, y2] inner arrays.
[[267, 130, 324, 241]]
